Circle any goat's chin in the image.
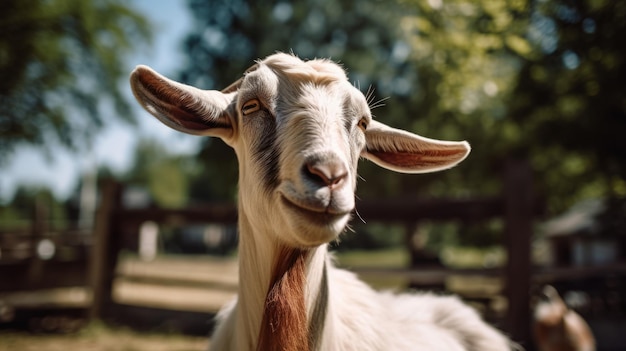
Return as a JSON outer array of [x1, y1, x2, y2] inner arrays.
[[279, 196, 350, 247], [286, 217, 349, 247]]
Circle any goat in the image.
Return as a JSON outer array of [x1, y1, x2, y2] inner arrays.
[[533, 285, 595, 351], [130, 53, 513, 351]]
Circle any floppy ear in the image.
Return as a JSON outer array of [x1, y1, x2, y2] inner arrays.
[[362, 120, 470, 173], [130, 65, 237, 141]]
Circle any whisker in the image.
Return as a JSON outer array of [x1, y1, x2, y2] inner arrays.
[[345, 223, 355, 233], [365, 86, 376, 106], [363, 86, 389, 111], [368, 96, 389, 110], [354, 207, 366, 224]]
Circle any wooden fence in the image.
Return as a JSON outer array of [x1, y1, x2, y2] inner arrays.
[[85, 159, 542, 346], [0, 199, 90, 293], [4, 159, 626, 348]]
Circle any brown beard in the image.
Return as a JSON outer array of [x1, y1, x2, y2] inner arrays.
[[257, 247, 309, 351]]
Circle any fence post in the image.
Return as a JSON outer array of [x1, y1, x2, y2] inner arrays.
[[88, 180, 122, 320], [27, 198, 47, 286], [504, 159, 533, 347]]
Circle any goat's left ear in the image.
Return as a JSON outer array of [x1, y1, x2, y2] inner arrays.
[[362, 120, 470, 173], [130, 65, 236, 141]]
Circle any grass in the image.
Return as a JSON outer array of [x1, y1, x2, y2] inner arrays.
[[334, 246, 506, 269], [441, 246, 506, 268], [333, 248, 411, 289], [0, 322, 207, 351], [333, 247, 409, 268], [333, 247, 505, 294]]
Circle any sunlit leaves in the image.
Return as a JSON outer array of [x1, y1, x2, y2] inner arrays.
[[0, 0, 151, 163], [124, 139, 195, 209], [509, 0, 626, 213], [176, 0, 625, 221], [505, 34, 533, 58]]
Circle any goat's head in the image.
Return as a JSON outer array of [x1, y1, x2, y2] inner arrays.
[[130, 53, 470, 248]]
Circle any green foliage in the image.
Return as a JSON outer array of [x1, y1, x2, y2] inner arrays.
[[334, 248, 409, 268], [0, 203, 27, 230], [393, 0, 626, 216], [177, 0, 626, 245], [389, 0, 534, 201], [187, 138, 239, 202], [0, 0, 151, 162], [334, 222, 406, 251], [124, 139, 195, 208], [508, 0, 626, 213], [147, 161, 189, 209], [0, 185, 69, 229], [401, 0, 530, 117]]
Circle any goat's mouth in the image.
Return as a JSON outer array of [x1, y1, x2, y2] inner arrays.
[[280, 195, 351, 226]]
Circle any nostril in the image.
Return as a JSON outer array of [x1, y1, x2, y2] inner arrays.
[[305, 161, 348, 189], [306, 163, 331, 186]]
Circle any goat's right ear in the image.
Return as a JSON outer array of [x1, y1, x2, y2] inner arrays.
[[130, 65, 236, 141]]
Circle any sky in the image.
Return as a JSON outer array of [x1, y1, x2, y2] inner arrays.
[[0, 0, 199, 202]]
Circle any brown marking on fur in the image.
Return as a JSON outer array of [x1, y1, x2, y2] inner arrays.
[[131, 67, 230, 131], [368, 150, 465, 168], [257, 247, 309, 351]]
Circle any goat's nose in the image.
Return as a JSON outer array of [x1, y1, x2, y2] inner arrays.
[[305, 160, 348, 189]]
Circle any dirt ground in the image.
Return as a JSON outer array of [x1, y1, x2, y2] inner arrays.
[[0, 323, 208, 351], [0, 255, 233, 351]]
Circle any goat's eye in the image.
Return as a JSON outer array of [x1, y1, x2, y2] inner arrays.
[[242, 99, 261, 115], [358, 117, 368, 131]]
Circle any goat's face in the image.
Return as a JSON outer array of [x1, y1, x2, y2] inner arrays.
[[130, 53, 470, 248]]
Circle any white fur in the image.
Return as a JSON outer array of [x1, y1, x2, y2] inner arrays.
[[130, 53, 513, 351]]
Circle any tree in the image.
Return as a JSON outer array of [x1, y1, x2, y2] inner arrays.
[[1, 185, 69, 229], [0, 0, 151, 162], [507, 0, 626, 213], [399, 0, 626, 215], [124, 139, 196, 208], [390, 0, 533, 196]]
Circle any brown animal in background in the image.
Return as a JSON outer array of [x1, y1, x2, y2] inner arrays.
[[533, 285, 596, 351]]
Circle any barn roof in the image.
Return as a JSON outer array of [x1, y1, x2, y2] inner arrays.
[[543, 199, 604, 237]]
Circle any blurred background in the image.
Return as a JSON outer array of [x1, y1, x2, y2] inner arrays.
[[1, 0, 625, 350]]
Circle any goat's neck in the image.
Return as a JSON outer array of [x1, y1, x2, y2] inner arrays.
[[236, 210, 329, 351]]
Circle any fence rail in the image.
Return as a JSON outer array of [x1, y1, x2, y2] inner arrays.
[[1, 159, 545, 347], [80, 159, 540, 345]]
